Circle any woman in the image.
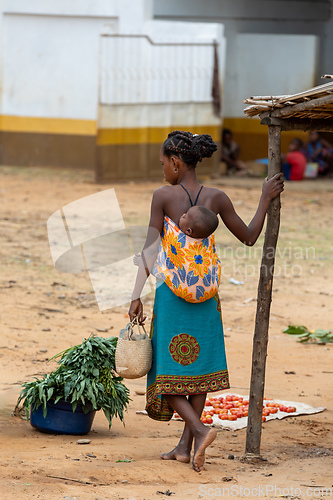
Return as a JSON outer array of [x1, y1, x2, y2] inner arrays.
[[129, 131, 283, 472]]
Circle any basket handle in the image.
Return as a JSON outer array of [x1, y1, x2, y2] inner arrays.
[[130, 316, 147, 339]]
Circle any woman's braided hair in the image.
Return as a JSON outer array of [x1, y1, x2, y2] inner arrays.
[[163, 130, 217, 167]]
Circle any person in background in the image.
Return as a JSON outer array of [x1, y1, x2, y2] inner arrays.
[[305, 131, 333, 176], [282, 138, 307, 181], [220, 128, 247, 174]]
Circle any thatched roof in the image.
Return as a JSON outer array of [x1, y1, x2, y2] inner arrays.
[[243, 75, 333, 121]]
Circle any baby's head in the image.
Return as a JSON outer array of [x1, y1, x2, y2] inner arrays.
[[178, 206, 219, 238]]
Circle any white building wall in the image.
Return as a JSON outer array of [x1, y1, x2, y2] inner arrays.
[[2, 14, 117, 122], [227, 33, 318, 118], [0, 0, 225, 173], [0, 0, 150, 122], [0, 0, 224, 123], [153, 0, 332, 160]]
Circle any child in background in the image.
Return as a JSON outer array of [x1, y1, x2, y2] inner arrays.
[[282, 138, 307, 181]]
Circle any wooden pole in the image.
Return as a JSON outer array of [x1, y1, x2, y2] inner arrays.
[[245, 125, 281, 456]]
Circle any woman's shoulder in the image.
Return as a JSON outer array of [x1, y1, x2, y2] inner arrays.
[[201, 186, 232, 213], [152, 184, 229, 205], [203, 186, 229, 200], [152, 185, 179, 199]]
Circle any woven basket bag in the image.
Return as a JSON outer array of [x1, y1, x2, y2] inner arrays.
[[115, 317, 152, 379]]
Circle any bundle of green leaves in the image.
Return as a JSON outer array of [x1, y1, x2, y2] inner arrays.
[[16, 336, 130, 427], [283, 325, 333, 344]]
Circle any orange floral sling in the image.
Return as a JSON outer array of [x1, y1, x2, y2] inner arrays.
[[153, 216, 221, 303]]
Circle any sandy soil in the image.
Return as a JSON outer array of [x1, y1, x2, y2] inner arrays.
[[0, 166, 332, 500]]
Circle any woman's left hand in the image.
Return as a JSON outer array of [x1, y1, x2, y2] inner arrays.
[[128, 298, 146, 325], [262, 172, 284, 201]]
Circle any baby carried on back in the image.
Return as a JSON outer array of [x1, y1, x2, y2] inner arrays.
[[134, 188, 220, 304]]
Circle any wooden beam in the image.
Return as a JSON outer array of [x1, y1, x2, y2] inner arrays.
[[261, 94, 333, 119], [260, 116, 333, 132], [245, 125, 281, 457]]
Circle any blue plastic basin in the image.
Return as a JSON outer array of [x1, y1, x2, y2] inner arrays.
[[30, 400, 96, 435]]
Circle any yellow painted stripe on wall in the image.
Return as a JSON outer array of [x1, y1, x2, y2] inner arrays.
[[223, 117, 266, 134], [223, 116, 309, 139], [223, 116, 309, 161], [0, 115, 97, 135], [97, 125, 221, 146]]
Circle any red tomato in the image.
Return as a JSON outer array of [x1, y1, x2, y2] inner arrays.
[[205, 400, 212, 406], [236, 412, 243, 418], [262, 416, 266, 422], [206, 417, 213, 424], [226, 395, 232, 401], [201, 417, 207, 423]]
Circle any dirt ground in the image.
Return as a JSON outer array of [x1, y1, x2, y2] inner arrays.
[[0, 166, 332, 500]]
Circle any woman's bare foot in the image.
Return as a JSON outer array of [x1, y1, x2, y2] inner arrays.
[[192, 428, 217, 472], [161, 446, 190, 463]]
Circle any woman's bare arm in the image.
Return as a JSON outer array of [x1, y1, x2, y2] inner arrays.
[[128, 188, 166, 322], [217, 173, 284, 246]]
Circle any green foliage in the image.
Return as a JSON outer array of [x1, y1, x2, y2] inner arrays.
[[283, 325, 333, 344], [15, 336, 130, 427]]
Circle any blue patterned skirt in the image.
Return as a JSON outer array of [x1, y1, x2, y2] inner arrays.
[[146, 282, 229, 421]]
